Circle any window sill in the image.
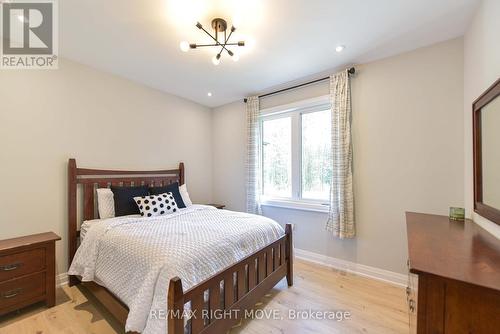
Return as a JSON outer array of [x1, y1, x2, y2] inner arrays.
[[260, 199, 330, 213]]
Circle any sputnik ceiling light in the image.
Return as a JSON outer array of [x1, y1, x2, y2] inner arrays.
[[180, 18, 245, 65]]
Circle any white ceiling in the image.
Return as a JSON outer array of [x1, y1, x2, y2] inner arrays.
[[60, 0, 479, 107]]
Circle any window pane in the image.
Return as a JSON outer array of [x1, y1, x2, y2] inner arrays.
[[301, 110, 332, 200], [262, 117, 292, 198]]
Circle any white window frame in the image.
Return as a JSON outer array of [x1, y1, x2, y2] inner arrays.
[[260, 95, 331, 213]]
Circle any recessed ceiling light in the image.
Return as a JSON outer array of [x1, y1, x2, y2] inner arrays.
[[207, 92, 212, 97], [335, 45, 345, 53]]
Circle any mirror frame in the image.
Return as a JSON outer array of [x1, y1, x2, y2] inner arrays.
[[473, 77, 500, 226]]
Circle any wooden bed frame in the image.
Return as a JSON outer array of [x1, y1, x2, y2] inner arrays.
[[67, 159, 293, 334]]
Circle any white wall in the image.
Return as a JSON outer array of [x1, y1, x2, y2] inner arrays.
[[212, 38, 464, 274], [463, 0, 500, 238], [0, 59, 213, 275]]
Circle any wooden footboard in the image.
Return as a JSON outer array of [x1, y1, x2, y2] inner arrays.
[[168, 224, 293, 334]]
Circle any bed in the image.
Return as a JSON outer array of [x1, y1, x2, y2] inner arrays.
[[67, 159, 293, 334]]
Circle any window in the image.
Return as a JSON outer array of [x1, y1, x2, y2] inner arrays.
[[262, 116, 292, 198], [260, 97, 332, 211], [301, 109, 332, 200]]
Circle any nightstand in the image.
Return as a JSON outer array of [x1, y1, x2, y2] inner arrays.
[[0, 232, 61, 315], [206, 203, 226, 209]]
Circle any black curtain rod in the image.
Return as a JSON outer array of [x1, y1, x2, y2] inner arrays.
[[244, 67, 355, 103]]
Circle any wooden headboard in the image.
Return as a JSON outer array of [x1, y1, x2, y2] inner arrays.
[[67, 158, 184, 270]]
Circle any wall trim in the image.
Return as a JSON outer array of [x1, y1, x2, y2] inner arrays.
[[57, 272, 69, 287], [294, 248, 407, 287]]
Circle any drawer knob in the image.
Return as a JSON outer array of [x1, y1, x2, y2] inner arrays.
[[0, 262, 22, 271], [2, 288, 23, 299]]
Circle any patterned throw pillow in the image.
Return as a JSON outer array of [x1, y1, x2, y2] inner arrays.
[[133, 192, 179, 217]]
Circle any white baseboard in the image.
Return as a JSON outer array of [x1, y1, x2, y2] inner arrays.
[[57, 272, 69, 287], [294, 248, 407, 287], [57, 251, 407, 289]]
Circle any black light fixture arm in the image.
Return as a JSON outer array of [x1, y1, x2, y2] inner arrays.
[[187, 19, 245, 62], [192, 43, 242, 47], [195, 22, 237, 57], [219, 27, 236, 57], [195, 23, 227, 49]]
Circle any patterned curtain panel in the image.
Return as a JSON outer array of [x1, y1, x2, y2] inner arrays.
[[326, 70, 355, 238], [245, 96, 262, 214]]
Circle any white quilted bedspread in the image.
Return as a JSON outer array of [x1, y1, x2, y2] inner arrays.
[[68, 205, 284, 333]]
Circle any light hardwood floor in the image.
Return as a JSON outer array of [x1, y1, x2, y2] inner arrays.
[[0, 259, 409, 334]]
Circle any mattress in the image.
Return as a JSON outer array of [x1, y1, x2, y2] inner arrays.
[[68, 205, 284, 334]]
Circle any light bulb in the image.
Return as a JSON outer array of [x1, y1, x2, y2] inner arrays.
[[335, 45, 345, 53], [207, 92, 212, 97], [179, 41, 190, 52], [212, 55, 221, 66], [232, 54, 239, 62]]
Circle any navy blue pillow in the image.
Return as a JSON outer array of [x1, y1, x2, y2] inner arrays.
[[149, 182, 186, 208], [110, 185, 149, 217]]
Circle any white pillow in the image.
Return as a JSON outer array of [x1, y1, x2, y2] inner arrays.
[[97, 188, 115, 219], [179, 184, 193, 206]]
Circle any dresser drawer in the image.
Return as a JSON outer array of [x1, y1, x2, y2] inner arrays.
[[0, 272, 46, 311], [0, 248, 46, 282]]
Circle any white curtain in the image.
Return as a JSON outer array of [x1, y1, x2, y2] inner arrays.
[[245, 96, 262, 214], [326, 70, 355, 238]]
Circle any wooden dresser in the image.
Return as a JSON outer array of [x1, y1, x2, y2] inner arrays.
[[0, 232, 61, 315], [406, 212, 500, 334]]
